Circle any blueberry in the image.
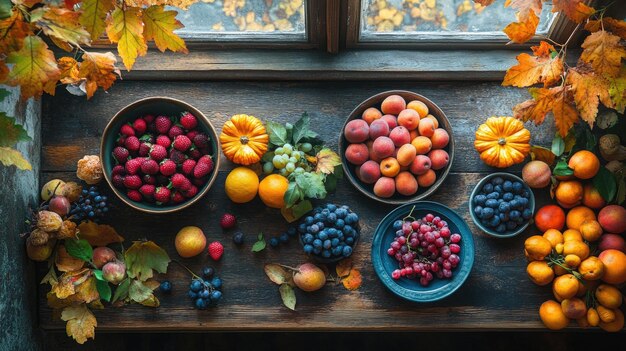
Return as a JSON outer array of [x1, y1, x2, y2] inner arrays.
[[159, 281, 172, 293], [345, 237, 354, 245], [199, 289, 210, 299], [313, 239, 322, 248], [279, 233, 289, 243], [492, 177, 504, 185], [321, 250, 331, 258], [489, 216, 501, 227], [518, 197, 528, 208], [323, 239, 332, 249], [343, 225, 353, 234], [190, 279, 203, 292], [314, 213, 324, 222], [485, 199, 499, 208], [303, 233, 314, 244], [334, 219, 345, 229], [195, 298, 208, 310], [499, 212, 510, 222], [473, 194, 487, 206], [522, 190, 530, 198], [502, 192, 514, 201], [321, 209, 330, 216], [210, 277, 222, 289], [309, 224, 319, 234], [202, 267, 215, 279], [332, 247, 343, 256], [188, 290, 198, 299], [510, 210, 521, 220], [503, 180, 513, 192], [298, 223, 307, 233], [317, 222, 325, 230], [269, 237, 279, 247], [336, 208, 348, 219], [496, 224, 506, 233], [494, 185, 503, 193], [305, 216, 314, 225], [232, 232, 244, 245], [327, 213, 337, 222], [506, 221, 518, 230], [331, 238, 340, 247], [474, 206, 484, 217], [509, 199, 519, 209], [482, 207, 495, 219], [512, 182, 523, 193], [210, 290, 222, 301], [304, 244, 314, 254], [342, 246, 353, 257], [486, 192, 499, 200], [483, 183, 494, 193], [326, 204, 337, 212], [523, 208, 533, 220], [345, 213, 359, 224], [328, 228, 338, 238], [318, 231, 328, 241], [498, 202, 510, 213]]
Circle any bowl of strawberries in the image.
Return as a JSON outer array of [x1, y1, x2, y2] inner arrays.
[[100, 97, 220, 213]]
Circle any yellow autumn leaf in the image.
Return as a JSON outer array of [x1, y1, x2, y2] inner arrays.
[[503, 41, 563, 88], [79, 51, 121, 99], [77, 220, 124, 246], [566, 67, 612, 128], [552, 0, 594, 24], [142, 5, 188, 54], [55, 245, 86, 272], [51, 268, 91, 299], [35, 6, 91, 47], [551, 88, 579, 137], [106, 6, 147, 71], [315, 148, 341, 174], [503, 10, 538, 44], [124, 0, 197, 10], [585, 17, 626, 40], [0, 146, 31, 170], [6, 35, 60, 99], [504, 0, 542, 22], [335, 258, 353, 278], [581, 30, 626, 78], [513, 86, 558, 126], [61, 304, 97, 345], [80, 0, 115, 41], [0, 9, 30, 52], [608, 66, 626, 113], [57, 57, 81, 85], [530, 145, 555, 166]]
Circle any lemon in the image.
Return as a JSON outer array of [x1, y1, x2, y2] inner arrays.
[[225, 167, 259, 203]]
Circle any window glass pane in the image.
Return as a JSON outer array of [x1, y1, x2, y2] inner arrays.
[[171, 0, 306, 39], [360, 0, 555, 39]]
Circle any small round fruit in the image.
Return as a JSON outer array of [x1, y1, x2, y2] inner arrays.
[[563, 254, 581, 268], [579, 220, 603, 242], [598, 249, 626, 285], [598, 234, 626, 253], [524, 235, 552, 261], [381, 95, 406, 115], [41, 179, 65, 201], [578, 256, 604, 280], [582, 183, 606, 209], [522, 161, 551, 188], [561, 298, 587, 319], [26, 238, 55, 261], [344, 119, 370, 143], [565, 206, 596, 231], [553, 274, 579, 300], [595, 284, 623, 309], [102, 260, 127, 285], [361, 107, 382, 125], [568, 150, 600, 180], [539, 300, 570, 330], [526, 260, 554, 286], [555, 180, 583, 208], [258, 174, 289, 209], [225, 167, 259, 204], [562, 240, 590, 260], [93, 246, 116, 269], [407, 100, 429, 117], [598, 205, 626, 234], [293, 263, 326, 292], [430, 128, 449, 149], [373, 177, 395, 198], [48, 195, 71, 216], [542, 229, 563, 249], [534, 204, 565, 232], [174, 226, 207, 258], [562, 229, 583, 242], [599, 308, 624, 332]]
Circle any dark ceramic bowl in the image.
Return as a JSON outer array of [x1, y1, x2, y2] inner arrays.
[[340, 90, 454, 205], [100, 97, 220, 214]]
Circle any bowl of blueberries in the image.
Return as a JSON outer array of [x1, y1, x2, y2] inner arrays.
[[469, 173, 535, 238], [298, 203, 360, 263]]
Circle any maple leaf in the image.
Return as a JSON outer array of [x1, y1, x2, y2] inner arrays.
[[0, 112, 30, 146], [6, 35, 60, 99], [57, 57, 81, 85], [513, 86, 558, 125], [124, 240, 170, 281], [129, 279, 159, 306], [80, 0, 114, 41], [124, 0, 197, 10], [503, 41, 563, 88], [608, 66, 626, 113], [566, 67, 612, 127], [585, 17, 626, 40], [77, 221, 124, 246], [552, 0, 594, 24], [0, 146, 31, 169], [503, 10, 538, 44], [142, 5, 188, 54], [530, 145, 556, 166], [34, 6, 91, 47], [504, 0, 542, 22], [0, 9, 30, 53], [315, 148, 341, 174], [551, 88, 579, 137], [79, 51, 121, 99], [581, 30, 626, 78], [342, 269, 362, 290], [106, 6, 147, 71], [61, 304, 97, 344], [472, 0, 495, 6]]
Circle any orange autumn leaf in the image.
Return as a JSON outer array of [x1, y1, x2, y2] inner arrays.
[[530, 145, 556, 166], [6, 35, 60, 99], [342, 269, 362, 290], [504, 0, 542, 22], [581, 30, 626, 78], [51, 268, 91, 299], [77, 220, 124, 247], [551, 87, 579, 137], [56, 245, 86, 272], [0, 61, 7, 82], [12, 0, 42, 8], [35, 6, 91, 47], [105, 6, 147, 71], [80, 0, 115, 41], [503, 41, 563, 88], [566, 67, 612, 127], [552, 0, 594, 23], [57, 57, 81, 85], [335, 258, 353, 278], [79, 52, 121, 99], [585, 17, 626, 40], [0, 9, 30, 53], [513, 86, 559, 125], [473, 0, 495, 6], [504, 10, 538, 44], [142, 5, 188, 54], [125, 0, 197, 10]]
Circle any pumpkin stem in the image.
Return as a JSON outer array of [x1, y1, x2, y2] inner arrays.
[[240, 135, 249, 145], [498, 137, 507, 145]]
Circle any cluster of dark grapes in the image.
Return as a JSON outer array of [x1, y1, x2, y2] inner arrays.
[[388, 212, 462, 286], [268, 227, 298, 248], [299, 204, 359, 259], [187, 266, 222, 310], [69, 186, 109, 222], [472, 176, 532, 233]]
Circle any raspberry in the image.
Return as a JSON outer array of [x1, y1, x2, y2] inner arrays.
[[127, 190, 142, 202], [182, 185, 198, 198], [182, 159, 197, 175], [189, 149, 201, 160], [143, 114, 155, 123], [207, 241, 224, 261], [180, 112, 198, 130], [143, 174, 156, 185], [193, 134, 209, 149], [133, 118, 147, 135], [139, 184, 155, 200], [220, 213, 236, 229], [149, 144, 167, 162], [169, 149, 187, 165], [173, 135, 192, 152], [159, 159, 177, 176], [193, 161, 212, 178], [113, 147, 129, 164], [112, 164, 126, 176], [125, 158, 143, 175], [154, 187, 171, 203], [186, 130, 199, 141], [141, 159, 159, 175], [138, 142, 151, 157], [171, 190, 185, 203], [156, 135, 171, 148], [123, 175, 142, 189], [168, 125, 184, 139], [198, 155, 212, 164], [155, 116, 172, 134], [112, 174, 124, 188], [120, 124, 135, 136], [124, 136, 140, 152], [171, 173, 192, 191]]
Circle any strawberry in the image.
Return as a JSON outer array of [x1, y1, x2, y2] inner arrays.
[[124, 136, 140, 152], [186, 130, 199, 141], [155, 115, 172, 134], [112, 164, 126, 176], [127, 190, 142, 202], [133, 118, 147, 135], [173, 135, 192, 152], [156, 135, 171, 148], [120, 124, 135, 136], [207, 241, 224, 261], [180, 112, 198, 130], [193, 161, 212, 178], [149, 144, 167, 162], [154, 187, 171, 203], [182, 185, 198, 198], [171, 173, 192, 191], [182, 159, 197, 175], [113, 146, 130, 164], [169, 149, 187, 165], [138, 142, 151, 157], [168, 125, 184, 139], [220, 213, 236, 229], [125, 158, 143, 175], [143, 174, 156, 185], [141, 159, 159, 175], [189, 149, 202, 160], [193, 133, 209, 149], [171, 190, 185, 203], [159, 159, 177, 176], [143, 114, 155, 123], [116, 135, 127, 146], [112, 174, 125, 188], [123, 175, 142, 189], [139, 184, 155, 200]]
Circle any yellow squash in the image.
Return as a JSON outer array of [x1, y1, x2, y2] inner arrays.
[[220, 114, 269, 165], [474, 116, 531, 168]]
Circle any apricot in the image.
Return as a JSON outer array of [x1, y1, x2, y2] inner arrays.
[[561, 298, 587, 319], [578, 256, 605, 280], [369, 119, 390, 139], [395, 171, 418, 196], [380, 114, 398, 129], [359, 160, 381, 184], [563, 229, 583, 242], [522, 160, 551, 189], [424, 114, 439, 128], [381, 95, 406, 115], [409, 155, 432, 175], [373, 177, 396, 198], [595, 284, 623, 309], [555, 180, 583, 209], [372, 136, 395, 159], [407, 100, 429, 118], [366, 140, 382, 163], [524, 235, 552, 261], [293, 263, 326, 292], [598, 233, 626, 253], [389, 126, 411, 147], [539, 300, 570, 330], [543, 229, 564, 249], [428, 149, 449, 170], [568, 150, 600, 179], [430, 128, 449, 149], [563, 240, 590, 260], [582, 183, 606, 209], [579, 219, 603, 242], [598, 249, 626, 284], [526, 260, 554, 286], [344, 119, 370, 143], [175, 226, 207, 258], [418, 118, 435, 138], [553, 274, 580, 300], [93, 246, 116, 269], [409, 129, 419, 141], [396, 144, 417, 167], [417, 169, 436, 187], [397, 109, 420, 130], [566, 206, 596, 231], [599, 308, 624, 332], [598, 205, 626, 234], [361, 107, 382, 125], [411, 136, 432, 155], [345, 143, 369, 166], [380, 157, 400, 177]]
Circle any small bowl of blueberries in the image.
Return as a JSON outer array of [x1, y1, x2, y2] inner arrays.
[[469, 173, 535, 238]]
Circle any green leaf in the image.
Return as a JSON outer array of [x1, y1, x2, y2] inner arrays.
[[551, 134, 565, 157], [292, 114, 313, 144], [112, 277, 130, 303], [95, 279, 111, 302], [65, 238, 93, 262], [124, 241, 170, 281], [284, 182, 303, 208], [295, 173, 327, 199], [291, 200, 313, 220], [251, 233, 266, 252], [592, 166, 617, 203], [324, 166, 343, 192], [616, 176, 625, 205], [266, 121, 288, 147], [93, 269, 104, 281], [0, 88, 10, 101], [0, 112, 31, 147], [279, 284, 296, 311], [553, 159, 574, 177], [128, 279, 153, 304], [0, 0, 11, 20]]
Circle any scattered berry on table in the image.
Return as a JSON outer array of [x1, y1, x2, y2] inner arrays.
[[202, 266, 215, 279], [159, 280, 172, 293], [208, 241, 224, 261], [269, 237, 279, 247], [232, 231, 244, 245], [220, 213, 237, 229]]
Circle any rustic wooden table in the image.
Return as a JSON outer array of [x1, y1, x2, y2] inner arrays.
[[40, 80, 588, 332]]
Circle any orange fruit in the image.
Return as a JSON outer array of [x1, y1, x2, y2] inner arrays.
[[561, 298, 587, 319], [258, 174, 289, 209], [578, 256, 604, 280], [539, 300, 570, 330], [599, 309, 624, 332], [524, 235, 553, 261], [598, 249, 626, 285], [553, 274, 580, 300], [174, 226, 207, 258], [542, 229, 563, 248], [568, 150, 600, 180], [595, 284, 623, 309], [587, 308, 600, 326], [597, 305, 616, 323], [225, 167, 259, 203], [535, 204, 566, 232], [563, 240, 590, 260], [565, 206, 596, 231], [579, 219, 603, 242], [582, 183, 606, 209], [555, 180, 583, 208], [564, 254, 581, 268], [526, 261, 555, 286], [562, 229, 583, 242]]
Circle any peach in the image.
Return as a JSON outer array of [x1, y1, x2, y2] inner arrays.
[[424, 114, 439, 128], [410, 155, 432, 175], [407, 100, 429, 118], [417, 169, 437, 187], [345, 143, 369, 165], [374, 177, 396, 198], [362, 107, 382, 125], [397, 109, 420, 130], [381, 95, 406, 115], [344, 119, 369, 143], [395, 171, 418, 196], [409, 129, 419, 141], [380, 157, 400, 177], [381, 114, 398, 129], [418, 118, 435, 138], [359, 160, 381, 184], [598, 234, 626, 253], [372, 136, 395, 159], [389, 126, 411, 147], [411, 136, 432, 155], [430, 128, 449, 149], [428, 149, 449, 170], [522, 160, 552, 189], [396, 144, 417, 167], [369, 119, 390, 139], [598, 205, 626, 234]]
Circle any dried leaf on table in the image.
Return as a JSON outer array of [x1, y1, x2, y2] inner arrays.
[[264, 264, 292, 285], [342, 269, 362, 291], [279, 283, 296, 311], [77, 221, 124, 247], [61, 304, 97, 344], [124, 240, 170, 281], [335, 258, 353, 278], [56, 245, 86, 272]]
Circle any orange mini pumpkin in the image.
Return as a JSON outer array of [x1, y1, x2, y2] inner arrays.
[[220, 114, 269, 165], [474, 116, 531, 168]]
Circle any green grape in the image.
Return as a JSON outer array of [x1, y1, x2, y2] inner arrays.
[[285, 162, 296, 172], [294, 167, 305, 174], [273, 155, 286, 169], [285, 122, 293, 130], [279, 168, 288, 176], [281, 154, 290, 163], [263, 162, 274, 174], [293, 152, 301, 161], [275, 147, 284, 155], [283, 143, 293, 155], [289, 156, 297, 164], [301, 143, 312, 152]]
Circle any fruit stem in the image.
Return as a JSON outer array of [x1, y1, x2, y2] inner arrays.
[[277, 264, 300, 272], [403, 205, 417, 222], [172, 259, 203, 281]]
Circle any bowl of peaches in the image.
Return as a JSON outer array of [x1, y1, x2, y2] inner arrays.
[[339, 91, 454, 204]]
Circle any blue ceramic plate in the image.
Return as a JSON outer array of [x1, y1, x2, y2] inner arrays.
[[371, 201, 474, 302]]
